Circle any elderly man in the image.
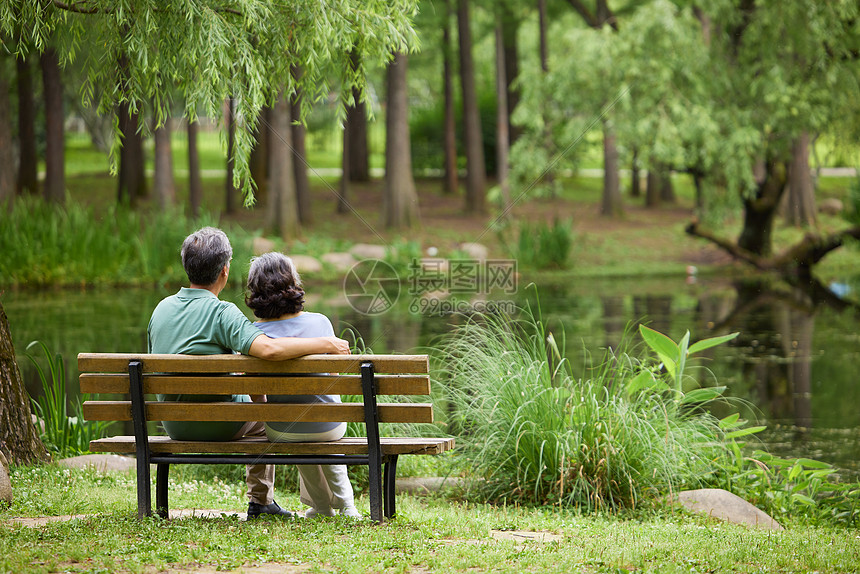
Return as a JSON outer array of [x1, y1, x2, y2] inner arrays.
[[148, 227, 350, 519]]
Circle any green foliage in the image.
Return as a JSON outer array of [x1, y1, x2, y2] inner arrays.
[[0, 196, 255, 287], [511, 0, 860, 223], [842, 177, 860, 226], [500, 219, 575, 270], [638, 325, 739, 394], [25, 341, 111, 458], [1, 0, 418, 204]]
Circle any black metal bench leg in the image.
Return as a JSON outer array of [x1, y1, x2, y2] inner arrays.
[[361, 361, 384, 523], [156, 463, 170, 519], [135, 455, 152, 518], [128, 360, 152, 519], [383, 455, 399, 519]]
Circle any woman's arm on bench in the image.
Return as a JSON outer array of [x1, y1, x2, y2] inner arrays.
[[248, 334, 350, 361]]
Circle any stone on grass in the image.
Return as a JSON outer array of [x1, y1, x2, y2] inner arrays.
[[58, 454, 136, 473], [321, 252, 357, 271], [395, 476, 466, 495], [819, 198, 843, 216], [349, 243, 388, 260], [252, 236, 278, 256], [458, 242, 489, 261], [672, 488, 783, 530], [0, 451, 12, 506], [290, 254, 323, 274]]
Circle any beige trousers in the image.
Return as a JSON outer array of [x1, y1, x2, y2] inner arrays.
[[232, 420, 275, 505]]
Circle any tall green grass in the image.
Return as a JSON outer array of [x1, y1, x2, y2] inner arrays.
[[0, 196, 256, 287], [435, 306, 731, 511], [499, 219, 575, 270], [26, 341, 111, 458]]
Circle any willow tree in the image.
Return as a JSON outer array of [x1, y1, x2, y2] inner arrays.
[[617, 0, 860, 278], [0, 0, 418, 463], [667, 0, 860, 275], [0, 0, 418, 206]]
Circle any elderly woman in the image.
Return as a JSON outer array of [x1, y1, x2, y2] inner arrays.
[[245, 252, 360, 519]]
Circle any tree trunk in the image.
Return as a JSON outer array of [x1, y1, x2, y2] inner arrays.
[[601, 122, 622, 217], [346, 50, 370, 183], [442, 0, 459, 195], [500, 5, 521, 146], [267, 93, 299, 240], [630, 149, 641, 198], [645, 169, 661, 208], [249, 106, 270, 206], [291, 73, 312, 224], [0, 60, 14, 204], [16, 55, 38, 196], [383, 52, 419, 229], [660, 169, 675, 204], [782, 132, 816, 227], [117, 103, 146, 206], [153, 115, 176, 210], [495, 21, 511, 213], [0, 300, 50, 466], [737, 162, 788, 256], [538, 0, 549, 72], [458, 0, 487, 214], [40, 47, 64, 205], [337, 123, 351, 214], [225, 97, 238, 214], [188, 119, 202, 218]]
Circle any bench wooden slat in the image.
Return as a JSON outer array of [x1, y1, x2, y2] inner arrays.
[[78, 353, 429, 375], [80, 373, 431, 396], [82, 401, 434, 423], [89, 435, 455, 456]]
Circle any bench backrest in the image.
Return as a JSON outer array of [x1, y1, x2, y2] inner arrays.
[[79, 353, 433, 425]]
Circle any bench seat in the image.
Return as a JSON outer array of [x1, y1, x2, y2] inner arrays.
[[89, 435, 455, 456]]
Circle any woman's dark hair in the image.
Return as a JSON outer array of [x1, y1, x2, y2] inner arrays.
[[245, 252, 305, 319]]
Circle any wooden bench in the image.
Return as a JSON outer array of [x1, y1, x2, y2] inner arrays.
[[79, 353, 454, 522]]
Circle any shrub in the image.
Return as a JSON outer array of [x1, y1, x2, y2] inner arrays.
[[435, 306, 733, 510], [501, 219, 575, 269]]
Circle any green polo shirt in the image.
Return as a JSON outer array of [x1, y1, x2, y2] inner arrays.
[[147, 287, 264, 440]]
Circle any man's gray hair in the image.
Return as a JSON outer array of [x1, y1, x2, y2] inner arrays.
[[180, 227, 233, 286]]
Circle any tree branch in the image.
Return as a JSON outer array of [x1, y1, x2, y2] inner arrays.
[[685, 220, 768, 269], [564, 0, 599, 28], [50, 0, 243, 16], [687, 219, 860, 277], [51, 1, 98, 14]]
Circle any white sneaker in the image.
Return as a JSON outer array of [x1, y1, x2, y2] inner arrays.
[[339, 506, 362, 518], [304, 507, 336, 519]]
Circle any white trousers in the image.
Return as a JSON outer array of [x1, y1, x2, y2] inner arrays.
[[267, 422, 356, 511]]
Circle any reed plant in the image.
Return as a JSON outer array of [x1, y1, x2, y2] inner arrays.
[[25, 341, 111, 458], [434, 301, 745, 511]]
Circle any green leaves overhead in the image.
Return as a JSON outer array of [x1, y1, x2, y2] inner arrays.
[[0, 0, 419, 204]]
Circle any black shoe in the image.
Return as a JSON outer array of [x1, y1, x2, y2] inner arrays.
[[247, 500, 295, 520]]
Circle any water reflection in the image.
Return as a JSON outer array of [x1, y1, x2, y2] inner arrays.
[[3, 276, 858, 478]]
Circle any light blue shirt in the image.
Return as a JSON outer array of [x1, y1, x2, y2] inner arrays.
[[256, 312, 342, 434]]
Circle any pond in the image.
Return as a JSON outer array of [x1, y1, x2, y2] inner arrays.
[[4, 274, 859, 480]]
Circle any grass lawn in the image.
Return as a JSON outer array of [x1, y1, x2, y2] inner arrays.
[[1, 464, 859, 574]]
